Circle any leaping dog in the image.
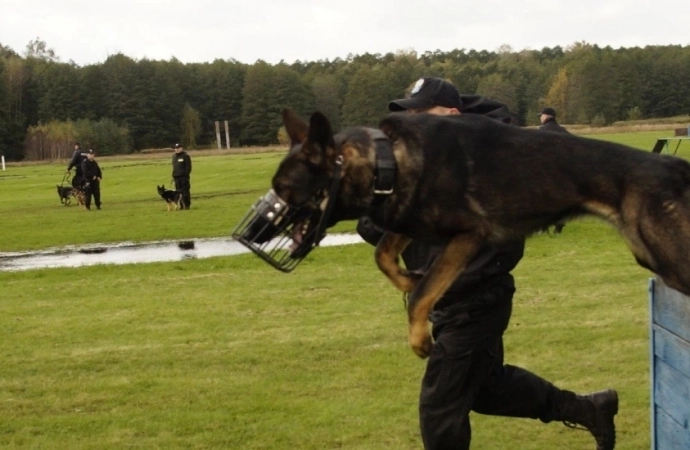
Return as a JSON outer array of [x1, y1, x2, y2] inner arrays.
[[235, 108, 690, 358]]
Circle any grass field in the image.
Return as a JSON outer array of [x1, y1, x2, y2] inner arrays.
[[0, 130, 676, 449]]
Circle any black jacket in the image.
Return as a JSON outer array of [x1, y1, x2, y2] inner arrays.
[[81, 159, 102, 181], [357, 95, 525, 309], [538, 118, 569, 134], [460, 95, 519, 125], [172, 151, 192, 177], [67, 149, 87, 174]]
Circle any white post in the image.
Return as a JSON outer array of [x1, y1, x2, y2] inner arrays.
[[1, 155, 5, 171], [224, 120, 230, 149]]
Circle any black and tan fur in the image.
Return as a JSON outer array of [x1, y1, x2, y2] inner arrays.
[[157, 185, 184, 211], [74, 187, 86, 208], [269, 108, 690, 358], [57, 184, 86, 208], [57, 185, 73, 206]]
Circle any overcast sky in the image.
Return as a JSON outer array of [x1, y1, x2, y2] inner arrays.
[[2, 0, 689, 66]]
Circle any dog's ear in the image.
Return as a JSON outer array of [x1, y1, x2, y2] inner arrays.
[[282, 108, 309, 147], [302, 111, 335, 166]]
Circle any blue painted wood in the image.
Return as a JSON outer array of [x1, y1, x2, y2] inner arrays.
[[656, 407, 690, 450], [654, 325, 690, 377], [650, 278, 690, 450], [654, 358, 690, 430], [652, 280, 690, 343], [650, 278, 657, 450]]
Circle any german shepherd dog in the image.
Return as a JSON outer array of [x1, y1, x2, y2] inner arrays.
[[157, 185, 184, 211], [57, 184, 86, 208], [237, 108, 690, 358], [57, 185, 73, 206], [74, 187, 86, 208]]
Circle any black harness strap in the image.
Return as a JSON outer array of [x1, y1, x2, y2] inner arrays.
[[368, 129, 396, 203]]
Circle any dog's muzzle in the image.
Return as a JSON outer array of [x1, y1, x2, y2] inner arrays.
[[231, 189, 325, 272]]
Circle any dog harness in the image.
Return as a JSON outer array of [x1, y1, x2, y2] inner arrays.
[[368, 128, 396, 202]]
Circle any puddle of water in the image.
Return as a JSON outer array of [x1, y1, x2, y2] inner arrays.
[[0, 234, 364, 272]]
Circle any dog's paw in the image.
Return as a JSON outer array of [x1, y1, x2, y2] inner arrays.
[[409, 326, 432, 359]]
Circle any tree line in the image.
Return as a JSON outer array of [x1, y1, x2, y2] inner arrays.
[[1, 39, 689, 160]]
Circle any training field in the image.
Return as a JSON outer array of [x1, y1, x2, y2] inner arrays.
[[0, 130, 682, 449]]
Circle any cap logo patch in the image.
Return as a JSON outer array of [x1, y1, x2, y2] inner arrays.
[[411, 78, 425, 95]]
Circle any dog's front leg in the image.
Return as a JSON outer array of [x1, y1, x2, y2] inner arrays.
[[406, 234, 483, 358], [374, 232, 416, 292]]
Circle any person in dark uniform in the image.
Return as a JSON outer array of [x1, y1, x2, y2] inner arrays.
[[66, 142, 87, 189], [538, 107, 569, 134], [172, 143, 192, 209], [538, 107, 569, 233], [358, 78, 618, 450], [81, 149, 102, 210]]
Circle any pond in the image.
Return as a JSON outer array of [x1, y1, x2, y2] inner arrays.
[[0, 234, 364, 272]]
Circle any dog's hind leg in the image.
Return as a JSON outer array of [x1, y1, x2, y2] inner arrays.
[[630, 197, 690, 296], [405, 234, 484, 358], [375, 232, 415, 292]]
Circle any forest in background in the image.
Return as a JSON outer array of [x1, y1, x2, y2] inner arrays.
[[1, 39, 689, 160]]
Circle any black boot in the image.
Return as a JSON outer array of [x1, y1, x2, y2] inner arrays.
[[560, 389, 618, 450]]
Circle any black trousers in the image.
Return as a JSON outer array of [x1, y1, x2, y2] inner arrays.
[[419, 280, 566, 450], [84, 180, 101, 209], [174, 176, 191, 208], [72, 173, 84, 189]]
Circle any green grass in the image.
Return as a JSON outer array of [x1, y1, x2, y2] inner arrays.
[[0, 135, 667, 449], [0, 152, 355, 252]]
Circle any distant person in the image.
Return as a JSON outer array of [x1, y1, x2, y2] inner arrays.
[[538, 107, 569, 233], [172, 143, 192, 209], [538, 107, 569, 134], [66, 142, 87, 189], [81, 149, 102, 210]]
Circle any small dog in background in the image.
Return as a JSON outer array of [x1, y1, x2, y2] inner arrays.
[[56, 185, 85, 208], [57, 185, 74, 206], [74, 187, 86, 208], [157, 185, 184, 211]]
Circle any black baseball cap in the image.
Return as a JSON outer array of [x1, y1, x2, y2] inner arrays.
[[539, 107, 557, 116], [87, 149, 94, 154], [174, 143, 182, 148], [389, 77, 463, 112]]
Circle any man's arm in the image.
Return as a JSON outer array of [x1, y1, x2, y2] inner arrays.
[[67, 152, 80, 171], [356, 216, 384, 246], [186, 154, 192, 176]]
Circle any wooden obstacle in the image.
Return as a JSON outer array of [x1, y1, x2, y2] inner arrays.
[[649, 278, 690, 449]]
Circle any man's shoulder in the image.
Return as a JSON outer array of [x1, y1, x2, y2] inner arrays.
[[459, 95, 517, 124]]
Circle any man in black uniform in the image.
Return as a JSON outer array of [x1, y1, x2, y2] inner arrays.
[[81, 149, 102, 210], [66, 142, 87, 189], [172, 143, 192, 209], [538, 107, 569, 133], [357, 78, 618, 450]]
